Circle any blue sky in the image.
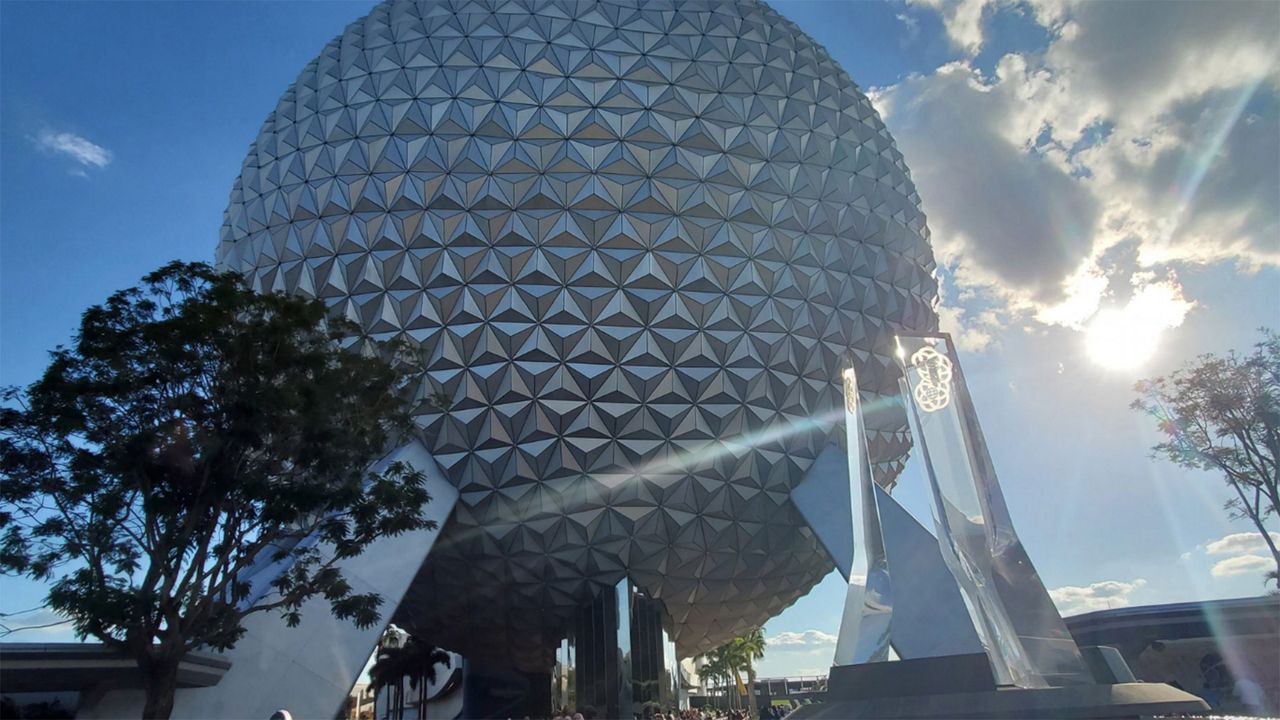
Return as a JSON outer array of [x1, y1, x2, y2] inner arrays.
[[2, 0, 1278, 680]]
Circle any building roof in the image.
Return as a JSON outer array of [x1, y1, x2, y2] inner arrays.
[[0, 643, 230, 693], [1065, 596, 1280, 647]]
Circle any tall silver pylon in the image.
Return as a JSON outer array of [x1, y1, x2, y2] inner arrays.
[[832, 367, 894, 665], [896, 333, 1091, 687]]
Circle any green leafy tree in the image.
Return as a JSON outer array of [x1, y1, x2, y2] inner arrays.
[[1133, 329, 1280, 585], [0, 262, 436, 719]]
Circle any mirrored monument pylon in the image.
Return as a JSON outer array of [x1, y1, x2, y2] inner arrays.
[[896, 333, 1092, 688], [793, 334, 1209, 720], [832, 367, 893, 665]]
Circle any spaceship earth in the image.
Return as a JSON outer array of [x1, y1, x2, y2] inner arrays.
[[216, 0, 938, 669]]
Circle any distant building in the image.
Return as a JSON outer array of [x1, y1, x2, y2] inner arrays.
[[345, 682, 376, 720], [689, 674, 826, 714], [1064, 596, 1280, 716]]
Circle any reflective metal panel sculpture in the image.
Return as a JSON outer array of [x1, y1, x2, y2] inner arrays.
[[557, 577, 633, 718], [874, 483, 984, 660], [216, 0, 939, 668], [897, 334, 1091, 687], [833, 368, 893, 665]]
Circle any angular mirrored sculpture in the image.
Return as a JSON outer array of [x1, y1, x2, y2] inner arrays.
[[552, 579, 682, 718], [874, 483, 984, 661], [631, 586, 680, 715], [792, 440, 984, 664], [896, 333, 1091, 688], [557, 577, 633, 719], [833, 367, 894, 665]]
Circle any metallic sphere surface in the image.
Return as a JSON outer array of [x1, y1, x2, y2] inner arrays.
[[217, 0, 938, 666]]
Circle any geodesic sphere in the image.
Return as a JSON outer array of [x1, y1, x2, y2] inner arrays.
[[217, 0, 938, 667]]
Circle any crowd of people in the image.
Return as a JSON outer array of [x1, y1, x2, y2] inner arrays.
[[534, 705, 796, 720], [655, 708, 795, 720]]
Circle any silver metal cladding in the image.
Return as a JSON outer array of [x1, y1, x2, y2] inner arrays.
[[217, 0, 938, 668]]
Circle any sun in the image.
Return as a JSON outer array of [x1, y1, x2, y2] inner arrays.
[[1084, 307, 1163, 371], [1082, 277, 1194, 372]]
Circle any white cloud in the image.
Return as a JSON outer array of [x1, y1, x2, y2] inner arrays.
[[1041, 1, 1279, 136], [766, 629, 837, 647], [1049, 578, 1146, 615], [1205, 531, 1280, 556], [896, 12, 921, 44], [1211, 554, 1273, 578], [876, 1, 1279, 350], [33, 129, 113, 169], [909, 0, 1002, 55], [938, 303, 1002, 352], [0, 608, 71, 637], [1034, 260, 1109, 328], [1184, 532, 1279, 579]]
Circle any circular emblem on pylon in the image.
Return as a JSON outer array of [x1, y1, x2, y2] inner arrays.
[[910, 346, 953, 413]]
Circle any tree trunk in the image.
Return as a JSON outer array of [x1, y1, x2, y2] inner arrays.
[[140, 652, 181, 720], [747, 665, 757, 720], [1229, 477, 1280, 576], [419, 673, 427, 720], [733, 669, 744, 712], [1255, 513, 1280, 572]]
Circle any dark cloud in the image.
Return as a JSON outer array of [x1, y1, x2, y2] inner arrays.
[[1046, 0, 1280, 128], [880, 65, 1100, 301]]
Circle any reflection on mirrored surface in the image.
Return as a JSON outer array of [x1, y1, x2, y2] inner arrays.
[[834, 367, 894, 666], [551, 579, 682, 717]]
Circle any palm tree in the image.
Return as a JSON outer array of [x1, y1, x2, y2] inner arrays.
[[372, 627, 403, 719], [731, 630, 766, 719], [369, 635, 451, 720], [726, 642, 748, 713], [370, 643, 411, 719], [404, 638, 451, 720], [702, 644, 741, 712], [699, 651, 726, 712], [701, 631, 766, 715]]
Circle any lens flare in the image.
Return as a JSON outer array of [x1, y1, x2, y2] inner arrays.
[[1084, 279, 1193, 372], [1085, 308, 1161, 371]]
